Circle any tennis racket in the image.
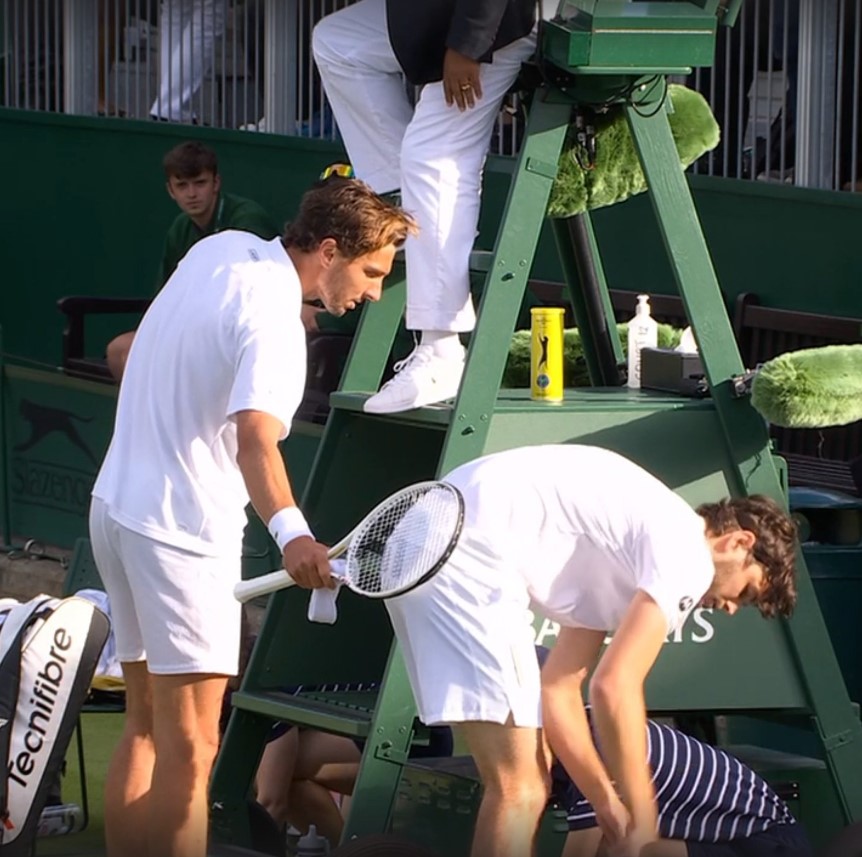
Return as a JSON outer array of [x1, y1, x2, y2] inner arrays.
[[233, 481, 464, 603]]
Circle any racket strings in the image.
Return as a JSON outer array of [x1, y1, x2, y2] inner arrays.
[[346, 485, 463, 596]]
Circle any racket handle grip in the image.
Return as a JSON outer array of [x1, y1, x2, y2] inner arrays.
[[233, 569, 298, 602]]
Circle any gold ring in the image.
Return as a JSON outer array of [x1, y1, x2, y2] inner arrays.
[[460, 83, 472, 91]]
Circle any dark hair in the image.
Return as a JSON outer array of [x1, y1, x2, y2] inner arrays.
[[696, 494, 798, 618], [282, 177, 417, 259], [163, 141, 219, 180]]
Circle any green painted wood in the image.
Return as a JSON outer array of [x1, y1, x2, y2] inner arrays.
[[626, 93, 862, 822], [436, 95, 573, 477], [341, 647, 419, 840], [209, 708, 275, 848]]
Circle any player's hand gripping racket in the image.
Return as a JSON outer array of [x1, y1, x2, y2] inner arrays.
[[233, 481, 464, 603]]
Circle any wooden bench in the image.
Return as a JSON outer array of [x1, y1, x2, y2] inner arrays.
[[732, 292, 862, 496]]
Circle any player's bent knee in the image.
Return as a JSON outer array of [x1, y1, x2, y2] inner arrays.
[[483, 771, 550, 810], [156, 728, 220, 775]]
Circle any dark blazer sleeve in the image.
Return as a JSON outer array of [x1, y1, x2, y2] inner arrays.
[[387, 0, 535, 85], [446, 0, 512, 60]]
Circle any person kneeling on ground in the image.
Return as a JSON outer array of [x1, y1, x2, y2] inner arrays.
[[556, 708, 812, 857]]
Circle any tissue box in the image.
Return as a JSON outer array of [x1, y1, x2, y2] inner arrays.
[[640, 348, 707, 397]]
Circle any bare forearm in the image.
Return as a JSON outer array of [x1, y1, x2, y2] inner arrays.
[[543, 680, 617, 810], [589, 684, 656, 834], [236, 439, 299, 525]]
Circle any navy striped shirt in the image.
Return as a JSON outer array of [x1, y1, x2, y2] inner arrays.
[[563, 719, 795, 841]]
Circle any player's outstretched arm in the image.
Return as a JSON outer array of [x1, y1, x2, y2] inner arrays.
[[543, 628, 630, 849], [590, 592, 668, 854]]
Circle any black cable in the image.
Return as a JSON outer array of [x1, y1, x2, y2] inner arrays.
[[626, 75, 670, 118]]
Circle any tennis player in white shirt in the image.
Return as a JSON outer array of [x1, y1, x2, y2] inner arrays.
[[90, 178, 416, 857], [385, 443, 799, 857]]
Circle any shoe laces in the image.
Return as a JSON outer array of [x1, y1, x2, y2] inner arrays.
[[391, 347, 434, 375]]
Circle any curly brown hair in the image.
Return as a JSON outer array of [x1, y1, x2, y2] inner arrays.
[[696, 494, 798, 618], [282, 177, 417, 260]]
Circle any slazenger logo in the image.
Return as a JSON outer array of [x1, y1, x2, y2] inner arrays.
[[678, 596, 694, 613], [14, 399, 96, 466]]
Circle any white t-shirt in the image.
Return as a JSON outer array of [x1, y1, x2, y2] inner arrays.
[[443, 444, 715, 635], [93, 231, 306, 557]]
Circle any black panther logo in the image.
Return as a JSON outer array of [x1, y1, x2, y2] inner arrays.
[[14, 399, 97, 466], [538, 334, 550, 371]]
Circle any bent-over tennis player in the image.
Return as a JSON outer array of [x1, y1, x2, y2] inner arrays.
[[384, 443, 798, 857]]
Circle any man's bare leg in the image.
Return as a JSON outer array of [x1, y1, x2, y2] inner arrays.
[[148, 673, 228, 857], [459, 720, 551, 857], [255, 726, 301, 826], [287, 730, 363, 843], [104, 662, 153, 857]]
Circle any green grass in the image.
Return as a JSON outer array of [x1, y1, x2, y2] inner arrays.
[[36, 712, 124, 857]]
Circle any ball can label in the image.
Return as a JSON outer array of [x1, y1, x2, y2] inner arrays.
[[530, 308, 565, 402]]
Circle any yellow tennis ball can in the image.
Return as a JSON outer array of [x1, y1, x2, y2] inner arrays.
[[530, 307, 565, 403]]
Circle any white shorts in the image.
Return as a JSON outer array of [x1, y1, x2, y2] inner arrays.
[[89, 497, 242, 675], [385, 531, 541, 727]]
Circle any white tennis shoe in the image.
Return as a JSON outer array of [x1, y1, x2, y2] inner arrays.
[[363, 345, 465, 413]]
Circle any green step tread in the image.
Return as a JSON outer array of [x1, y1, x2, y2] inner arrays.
[[330, 387, 717, 422], [231, 689, 377, 737]]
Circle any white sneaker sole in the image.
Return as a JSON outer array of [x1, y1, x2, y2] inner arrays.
[[362, 382, 462, 414]]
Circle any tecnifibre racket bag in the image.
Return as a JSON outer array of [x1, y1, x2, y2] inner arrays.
[[0, 595, 110, 855]]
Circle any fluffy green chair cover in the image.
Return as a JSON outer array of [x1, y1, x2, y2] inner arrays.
[[751, 344, 862, 429], [503, 323, 683, 388], [547, 84, 720, 219]]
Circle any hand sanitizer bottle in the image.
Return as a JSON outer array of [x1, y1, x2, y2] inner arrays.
[[626, 294, 658, 389]]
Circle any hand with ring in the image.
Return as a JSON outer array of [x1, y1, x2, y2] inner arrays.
[[443, 48, 483, 111]]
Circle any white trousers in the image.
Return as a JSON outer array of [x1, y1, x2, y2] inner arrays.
[[312, 0, 537, 332], [150, 0, 226, 122]]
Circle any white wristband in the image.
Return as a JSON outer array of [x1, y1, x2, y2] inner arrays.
[[268, 507, 313, 552]]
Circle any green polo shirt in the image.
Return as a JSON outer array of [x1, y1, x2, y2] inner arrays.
[[157, 191, 280, 289]]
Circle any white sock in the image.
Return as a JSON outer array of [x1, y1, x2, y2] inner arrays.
[[419, 330, 464, 359]]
